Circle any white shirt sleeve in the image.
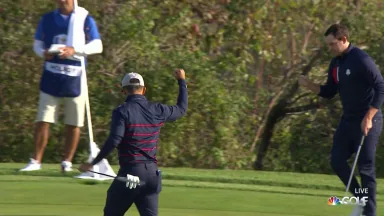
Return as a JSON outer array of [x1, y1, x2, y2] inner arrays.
[[33, 40, 45, 58], [33, 39, 102, 58], [75, 39, 103, 56]]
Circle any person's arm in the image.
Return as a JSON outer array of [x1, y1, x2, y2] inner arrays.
[[361, 56, 384, 120], [301, 78, 321, 94], [299, 62, 338, 99], [317, 62, 338, 99], [33, 18, 45, 58], [33, 40, 45, 58], [75, 15, 103, 56], [158, 71, 188, 122], [90, 108, 126, 166]]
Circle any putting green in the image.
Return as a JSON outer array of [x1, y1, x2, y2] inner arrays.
[[1, 163, 382, 216]]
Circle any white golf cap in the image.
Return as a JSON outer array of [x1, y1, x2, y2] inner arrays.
[[121, 72, 145, 87]]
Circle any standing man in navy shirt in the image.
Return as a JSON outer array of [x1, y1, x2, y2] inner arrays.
[[20, 0, 103, 172], [299, 24, 384, 216], [80, 69, 188, 216]]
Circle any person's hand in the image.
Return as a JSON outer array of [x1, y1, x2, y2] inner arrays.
[[361, 117, 373, 136], [59, 46, 75, 59], [123, 174, 141, 189], [298, 75, 311, 89], [298, 75, 321, 94], [44, 50, 55, 60], [174, 69, 185, 80], [78, 163, 93, 172]]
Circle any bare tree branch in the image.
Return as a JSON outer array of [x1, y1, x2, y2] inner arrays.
[[284, 102, 320, 114], [290, 28, 297, 67], [111, 60, 127, 75], [300, 23, 315, 54], [250, 48, 323, 152], [113, 41, 131, 60], [288, 92, 312, 105], [354, 0, 362, 12], [250, 90, 283, 152]]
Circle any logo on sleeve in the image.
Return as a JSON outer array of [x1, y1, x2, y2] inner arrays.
[[346, 69, 351, 76]]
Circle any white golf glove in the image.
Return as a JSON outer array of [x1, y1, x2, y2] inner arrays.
[[125, 174, 140, 189]]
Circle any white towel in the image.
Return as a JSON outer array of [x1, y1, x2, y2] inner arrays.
[[66, 1, 88, 61], [65, 0, 89, 94]]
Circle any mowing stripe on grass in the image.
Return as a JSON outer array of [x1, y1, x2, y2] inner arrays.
[[2, 163, 384, 194], [1, 175, 383, 202]]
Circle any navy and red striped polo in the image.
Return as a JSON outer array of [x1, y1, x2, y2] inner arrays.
[[91, 79, 188, 166]]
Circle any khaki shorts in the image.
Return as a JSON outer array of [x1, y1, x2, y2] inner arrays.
[[35, 91, 86, 127]]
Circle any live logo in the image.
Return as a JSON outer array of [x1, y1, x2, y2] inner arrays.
[[355, 188, 368, 194]]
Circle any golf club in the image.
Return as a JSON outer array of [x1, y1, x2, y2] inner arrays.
[[345, 134, 365, 197], [86, 170, 143, 186]]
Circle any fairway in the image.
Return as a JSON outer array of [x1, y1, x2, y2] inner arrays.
[[0, 163, 383, 216]]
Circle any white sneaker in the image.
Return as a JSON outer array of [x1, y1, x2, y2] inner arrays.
[[61, 161, 73, 172], [19, 158, 41, 171]]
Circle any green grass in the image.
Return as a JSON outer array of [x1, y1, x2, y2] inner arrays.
[[1, 163, 383, 216], [3, 163, 384, 192]]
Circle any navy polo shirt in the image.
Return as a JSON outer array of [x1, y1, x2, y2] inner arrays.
[[91, 79, 188, 166], [319, 44, 384, 120]]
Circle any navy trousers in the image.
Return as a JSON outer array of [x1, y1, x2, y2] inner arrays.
[[103, 163, 162, 216], [330, 116, 382, 216]]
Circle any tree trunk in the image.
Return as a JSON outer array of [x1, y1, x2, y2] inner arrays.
[[253, 99, 287, 170], [253, 49, 323, 170]]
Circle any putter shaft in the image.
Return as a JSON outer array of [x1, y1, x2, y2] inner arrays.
[[87, 170, 116, 179], [345, 135, 365, 196], [87, 170, 142, 185]]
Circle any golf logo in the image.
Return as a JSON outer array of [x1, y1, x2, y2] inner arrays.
[[327, 195, 368, 206], [328, 196, 341, 206]]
